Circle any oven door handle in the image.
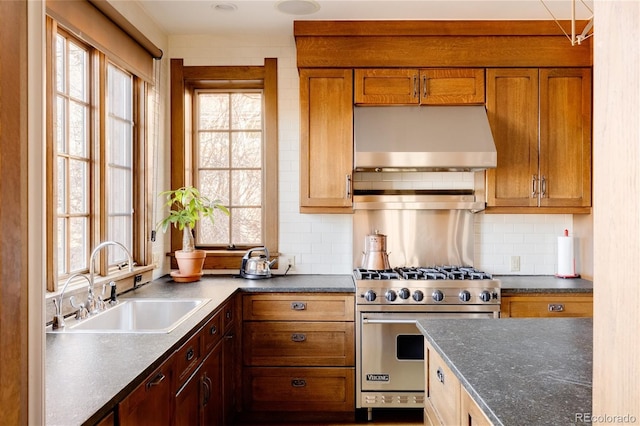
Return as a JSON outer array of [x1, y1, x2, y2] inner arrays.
[[362, 318, 418, 324]]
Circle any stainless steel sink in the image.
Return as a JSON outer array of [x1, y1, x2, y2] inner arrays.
[[49, 298, 210, 333]]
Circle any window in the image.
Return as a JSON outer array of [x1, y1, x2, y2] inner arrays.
[[170, 58, 278, 269], [46, 20, 152, 292], [195, 91, 263, 247], [55, 33, 91, 275]]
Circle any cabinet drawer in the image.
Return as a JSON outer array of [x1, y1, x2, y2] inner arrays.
[[501, 294, 593, 318], [202, 309, 222, 354], [174, 331, 202, 390], [426, 344, 460, 426], [243, 321, 354, 366], [243, 367, 355, 412], [243, 294, 354, 321], [221, 298, 235, 333]]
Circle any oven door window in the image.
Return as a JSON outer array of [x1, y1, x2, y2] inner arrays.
[[397, 334, 424, 360]]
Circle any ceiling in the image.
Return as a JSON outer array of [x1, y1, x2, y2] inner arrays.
[[134, 0, 594, 37]]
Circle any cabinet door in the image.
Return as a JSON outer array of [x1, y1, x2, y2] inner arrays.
[[119, 358, 173, 426], [222, 329, 238, 425], [486, 68, 540, 207], [539, 68, 592, 208], [354, 69, 419, 104], [201, 344, 223, 426], [420, 68, 485, 105], [299, 69, 353, 213], [175, 371, 201, 426], [426, 343, 460, 426]]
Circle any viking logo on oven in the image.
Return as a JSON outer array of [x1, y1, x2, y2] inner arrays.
[[366, 374, 390, 382]]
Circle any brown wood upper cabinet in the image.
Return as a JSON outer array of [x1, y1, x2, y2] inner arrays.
[[354, 68, 485, 105], [485, 68, 592, 213], [299, 68, 354, 213]]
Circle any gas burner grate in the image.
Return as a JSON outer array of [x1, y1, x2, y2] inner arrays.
[[354, 268, 400, 280], [354, 266, 492, 281]]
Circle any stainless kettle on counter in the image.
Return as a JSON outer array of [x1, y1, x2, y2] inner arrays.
[[240, 247, 277, 279], [360, 231, 391, 270]]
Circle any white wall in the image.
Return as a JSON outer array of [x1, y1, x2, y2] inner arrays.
[[168, 33, 586, 277]]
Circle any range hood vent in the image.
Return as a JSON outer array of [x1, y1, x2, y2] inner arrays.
[[354, 105, 497, 172]]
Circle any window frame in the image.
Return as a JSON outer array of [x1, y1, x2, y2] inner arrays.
[[45, 18, 151, 292], [169, 58, 279, 269]]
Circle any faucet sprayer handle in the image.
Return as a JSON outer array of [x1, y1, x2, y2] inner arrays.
[[70, 296, 89, 319], [51, 299, 66, 330], [109, 281, 118, 306]]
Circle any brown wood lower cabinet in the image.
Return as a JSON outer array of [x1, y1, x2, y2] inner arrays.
[[241, 293, 355, 422], [500, 292, 593, 318], [174, 296, 238, 426]]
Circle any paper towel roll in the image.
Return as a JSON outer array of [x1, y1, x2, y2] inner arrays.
[[557, 234, 577, 277]]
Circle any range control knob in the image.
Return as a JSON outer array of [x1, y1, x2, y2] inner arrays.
[[364, 290, 377, 302], [432, 290, 445, 302], [479, 290, 493, 302], [385, 290, 397, 302], [412, 290, 424, 302], [398, 288, 410, 300], [459, 290, 472, 302]]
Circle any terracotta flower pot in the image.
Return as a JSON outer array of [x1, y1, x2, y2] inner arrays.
[[171, 249, 206, 283]]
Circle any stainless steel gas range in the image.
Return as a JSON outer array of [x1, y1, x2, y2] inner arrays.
[[354, 266, 500, 420], [351, 190, 501, 420]]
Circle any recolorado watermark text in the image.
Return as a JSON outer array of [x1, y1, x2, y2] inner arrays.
[[575, 413, 637, 423]]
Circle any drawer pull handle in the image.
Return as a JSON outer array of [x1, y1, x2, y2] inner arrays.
[[186, 348, 195, 362], [436, 367, 445, 384], [226, 310, 232, 319], [291, 333, 307, 342], [291, 378, 307, 387], [146, 372, 165, 389], [291, 302, 307, 311], [209, 325, 218, 335], [548, 303, 565, 312]]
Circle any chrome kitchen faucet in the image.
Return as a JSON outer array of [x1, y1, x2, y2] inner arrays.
[[87, 241, 133, 314]]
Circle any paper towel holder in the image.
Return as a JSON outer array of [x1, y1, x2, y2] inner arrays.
[[555, 229, 581, 279]]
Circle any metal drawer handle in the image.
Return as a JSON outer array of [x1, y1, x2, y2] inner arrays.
[[291, 333, 307, 342], [146, 372, 165, 389], [291, 302, 307, 311], [209, 325, 218, 335], [436, 367, 445, 384], [186, 347, 195, 361], [291, 378, 307, 387], [548, 303, 565, 312]]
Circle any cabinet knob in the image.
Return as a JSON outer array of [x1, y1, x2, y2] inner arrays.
[[291, 378, 307, 388], [186, 348, 195, 362], [291, 301, 307, 311], [436, 367, 445, 384], [291, 333, 307, 342], [548, 303, 565, 312]]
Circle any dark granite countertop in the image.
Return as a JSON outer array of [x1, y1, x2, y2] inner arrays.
[[45, 274, 354, 426], [497, 275, 593, 294], [416, 318, 593, 426]]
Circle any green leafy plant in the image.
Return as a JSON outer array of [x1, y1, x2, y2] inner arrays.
[[157, 186, 229, 252]]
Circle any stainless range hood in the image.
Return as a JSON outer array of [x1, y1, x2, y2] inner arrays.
[[354, 105, 497, 172]]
